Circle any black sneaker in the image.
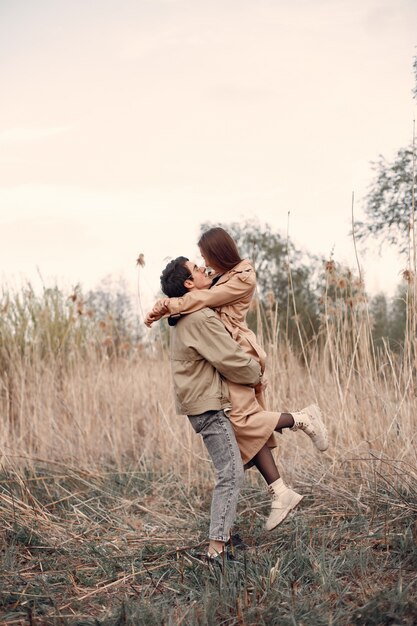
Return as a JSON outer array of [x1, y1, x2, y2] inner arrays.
[[185, 547, 242, 569], [205, 550, 243, 571], [226, 533, 248, 552]]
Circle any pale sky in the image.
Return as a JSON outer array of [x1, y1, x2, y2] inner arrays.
[[1, 0, 416, 312]]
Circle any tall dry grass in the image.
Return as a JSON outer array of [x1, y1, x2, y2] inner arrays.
[[1, 272, 416, 625], [0, 270, 415, 493]]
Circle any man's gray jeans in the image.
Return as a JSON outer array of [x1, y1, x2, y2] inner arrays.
[[188, 409, 244, 542]]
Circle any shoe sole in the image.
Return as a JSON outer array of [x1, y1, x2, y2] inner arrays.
[[265, 492, 304, 531]]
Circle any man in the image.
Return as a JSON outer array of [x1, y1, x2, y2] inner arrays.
[[158, 256, 263, 561]]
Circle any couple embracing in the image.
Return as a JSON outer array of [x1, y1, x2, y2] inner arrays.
[[145, 227, 328, 564]]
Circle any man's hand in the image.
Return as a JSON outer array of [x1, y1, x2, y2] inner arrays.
[[144, 298, 170, 327], [253, 376, 268, 396]]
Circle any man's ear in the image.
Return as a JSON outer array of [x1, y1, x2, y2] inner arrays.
[[183, 279, 193, 290]]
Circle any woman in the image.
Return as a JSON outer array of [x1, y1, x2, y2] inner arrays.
[[145, 227, 328, 531]]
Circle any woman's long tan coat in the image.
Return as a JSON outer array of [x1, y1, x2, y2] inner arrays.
[[165, 259, 278, 464]]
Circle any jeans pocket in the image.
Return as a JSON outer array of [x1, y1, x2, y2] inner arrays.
[[188, 410, 217, 434], [188, 414, 203, 434]]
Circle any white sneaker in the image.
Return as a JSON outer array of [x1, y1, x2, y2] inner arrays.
[[290, 404, 329, 452], [265, 479, 304, 531]]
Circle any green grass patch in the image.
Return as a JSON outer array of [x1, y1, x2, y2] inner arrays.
[[1, 463, 416, 625]]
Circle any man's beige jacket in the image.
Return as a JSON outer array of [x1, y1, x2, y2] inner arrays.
[[170, 307, 262, 416]]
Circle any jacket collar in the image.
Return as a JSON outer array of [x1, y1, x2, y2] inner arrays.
[[214, 258, 253, 285]]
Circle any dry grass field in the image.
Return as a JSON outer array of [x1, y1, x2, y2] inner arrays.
[[0, 279, 416, 625]]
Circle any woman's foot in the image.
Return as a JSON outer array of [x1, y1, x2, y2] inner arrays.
[[265, 478, 304, 531], [290, 404, 329, 451]]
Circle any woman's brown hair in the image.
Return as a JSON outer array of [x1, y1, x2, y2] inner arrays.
[[198, 227, 242, 272]]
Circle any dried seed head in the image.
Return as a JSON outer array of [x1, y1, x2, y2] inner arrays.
[[402, 269, 414, 284], [266, 290, 275, 307], [325, 260, 336, 274], [136, 253, 145, 267]]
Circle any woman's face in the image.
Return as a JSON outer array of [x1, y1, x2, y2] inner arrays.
[[199, 248, 222, 274]]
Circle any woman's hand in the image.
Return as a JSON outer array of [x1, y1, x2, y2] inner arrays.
[[144, 298, 170, 327]]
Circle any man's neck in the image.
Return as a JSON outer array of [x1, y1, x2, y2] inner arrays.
[[210, 274, 223, 287]]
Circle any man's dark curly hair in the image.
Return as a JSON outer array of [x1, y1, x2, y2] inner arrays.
[[160, 256, 190, 297]]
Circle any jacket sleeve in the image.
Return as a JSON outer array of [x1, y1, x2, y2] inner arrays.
[[187, 312, 262, 385], [166, 269, 255, 316]]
